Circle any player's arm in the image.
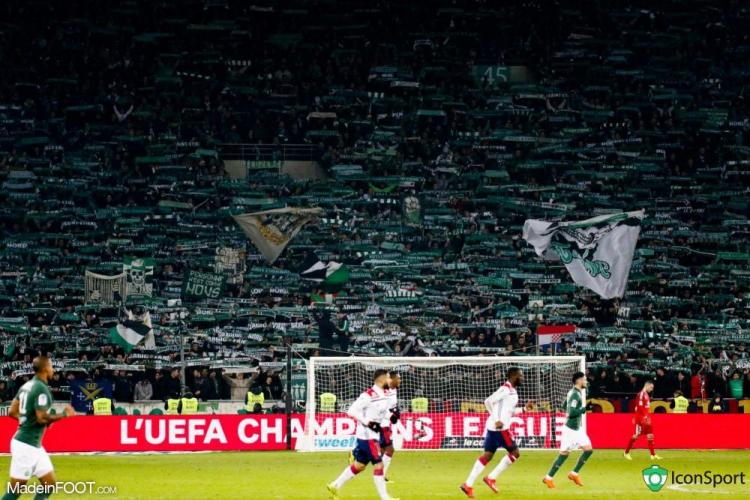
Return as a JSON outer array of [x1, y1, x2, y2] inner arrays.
[[35, 405, 75, 424], [347, 393, 380, 431], [33, 391, 74, 424], [8, 399, 20, 420], [568, 396, 587, 417]]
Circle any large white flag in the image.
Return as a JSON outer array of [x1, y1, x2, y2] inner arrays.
[[232, 207, 322, 264], [523, 210, 644, 299]]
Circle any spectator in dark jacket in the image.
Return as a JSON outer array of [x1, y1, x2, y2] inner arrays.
[[0, 381, 12, 402], [675, 371, 691, 398], [590, 370, 610, 398], [152, 371, 166, 400], [312, 306, 336, 355], [165, 368, 182, 398], [264, 375, 284, 400], [654, 368, 675, 399], [113, 370, 133, 403], [199, 371, 221, 400]]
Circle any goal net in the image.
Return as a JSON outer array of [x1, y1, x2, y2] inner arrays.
[[296, 356, 585, 451]]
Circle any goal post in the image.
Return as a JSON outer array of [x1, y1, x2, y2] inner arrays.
[[296, 356, 585, 452]]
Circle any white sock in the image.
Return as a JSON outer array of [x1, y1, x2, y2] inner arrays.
[[382, 453, 393, 475], [374, 472, 389, 500], [488, 455, 514, 480], [465, 457, 487, 487], [333, 465, 358, 488]]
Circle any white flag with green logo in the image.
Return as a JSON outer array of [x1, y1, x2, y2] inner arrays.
[[523, 210, 644, 299]]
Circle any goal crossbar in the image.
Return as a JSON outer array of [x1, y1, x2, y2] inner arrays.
[[298, 356, 585, 452]]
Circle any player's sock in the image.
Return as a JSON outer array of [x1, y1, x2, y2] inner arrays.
[[382, 450, 393, 476], [545, 453, 568, 478], [333, 464, 360, 488], [2, 492, 20, 500], [573, 450, 593, 473], [625, 437, 636, 454], [488, 453, 516, 480], [648, 438, 656, 456], [373, 468, 389, 500], [465, 455, 489, 487]]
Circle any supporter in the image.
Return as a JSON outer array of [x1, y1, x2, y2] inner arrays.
[[728, 371, 744, 400], [165, 369, 182, 399], [113, 370, 134, 403], [222, 371, 252, 401], [708, 393, 727, 414], [264, 375, 284, 400], [675, 372, 691, 399], [134, 377, 153, 401], [653, 368, 675, 399], [0, 381, 12, 403], [590, 370, 611, 399], [152, 371, 166, 401]]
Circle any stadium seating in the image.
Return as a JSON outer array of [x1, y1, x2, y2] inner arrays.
[[0, 0, 748, 412]]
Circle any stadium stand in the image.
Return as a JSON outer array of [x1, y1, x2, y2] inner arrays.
[[0, 0, 749, 412]]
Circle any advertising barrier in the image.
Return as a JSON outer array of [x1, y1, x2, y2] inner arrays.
[[0, 413, 748, 453]]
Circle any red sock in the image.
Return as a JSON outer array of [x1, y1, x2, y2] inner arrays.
[[648, 439, 655, 456], [625, 438, 636, 454]]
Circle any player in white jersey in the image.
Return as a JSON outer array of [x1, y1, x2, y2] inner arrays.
[[327, 369, 398, 500], [461, 367, 525, 498], [380, 372, 400, 481]]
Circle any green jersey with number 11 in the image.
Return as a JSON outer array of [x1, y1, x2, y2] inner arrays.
[[13, 376, 54, 448]]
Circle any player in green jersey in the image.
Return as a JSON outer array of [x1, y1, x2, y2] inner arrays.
[[2, 356, 75, 500], [542, 371, 594, 489]]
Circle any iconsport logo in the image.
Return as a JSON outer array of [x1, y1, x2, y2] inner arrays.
[[641, 465, 746, 493], [642, 465, 668, 492]]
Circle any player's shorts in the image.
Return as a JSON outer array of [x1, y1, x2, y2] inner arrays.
[[483, 429, 518, 453], [634, 418, 653, 436], [559, 425, 592, 452], [379, 426, 393, 448], [9, 438, 54, 480], [352, 438, 382, 465]]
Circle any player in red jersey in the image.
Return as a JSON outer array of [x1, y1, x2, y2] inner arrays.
[[624, 380, 662, 460]]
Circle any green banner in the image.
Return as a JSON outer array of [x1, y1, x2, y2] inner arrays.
[[182, 270, 226, 300], [472, 65, 511, 87], [402, 195, 422, 227]]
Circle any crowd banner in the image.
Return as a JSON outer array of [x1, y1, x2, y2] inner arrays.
[[182, 270, 226, 300], [0, 414, 748, 452], [123, 257, 155, 297], [215, 247, 246, 284], [84, 271, 127, 304]]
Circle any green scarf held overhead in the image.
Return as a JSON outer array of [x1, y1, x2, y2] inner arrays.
[[368, 182, 398, 194], [3, 341, 15, 360]]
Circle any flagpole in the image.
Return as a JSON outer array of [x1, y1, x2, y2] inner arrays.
[[179, 320, 186, 392]]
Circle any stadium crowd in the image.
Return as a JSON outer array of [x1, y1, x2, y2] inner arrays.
[[1, 0, 750, 409]]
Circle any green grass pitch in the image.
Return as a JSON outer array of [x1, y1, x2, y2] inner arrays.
[[1, 450, 747, 499]]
